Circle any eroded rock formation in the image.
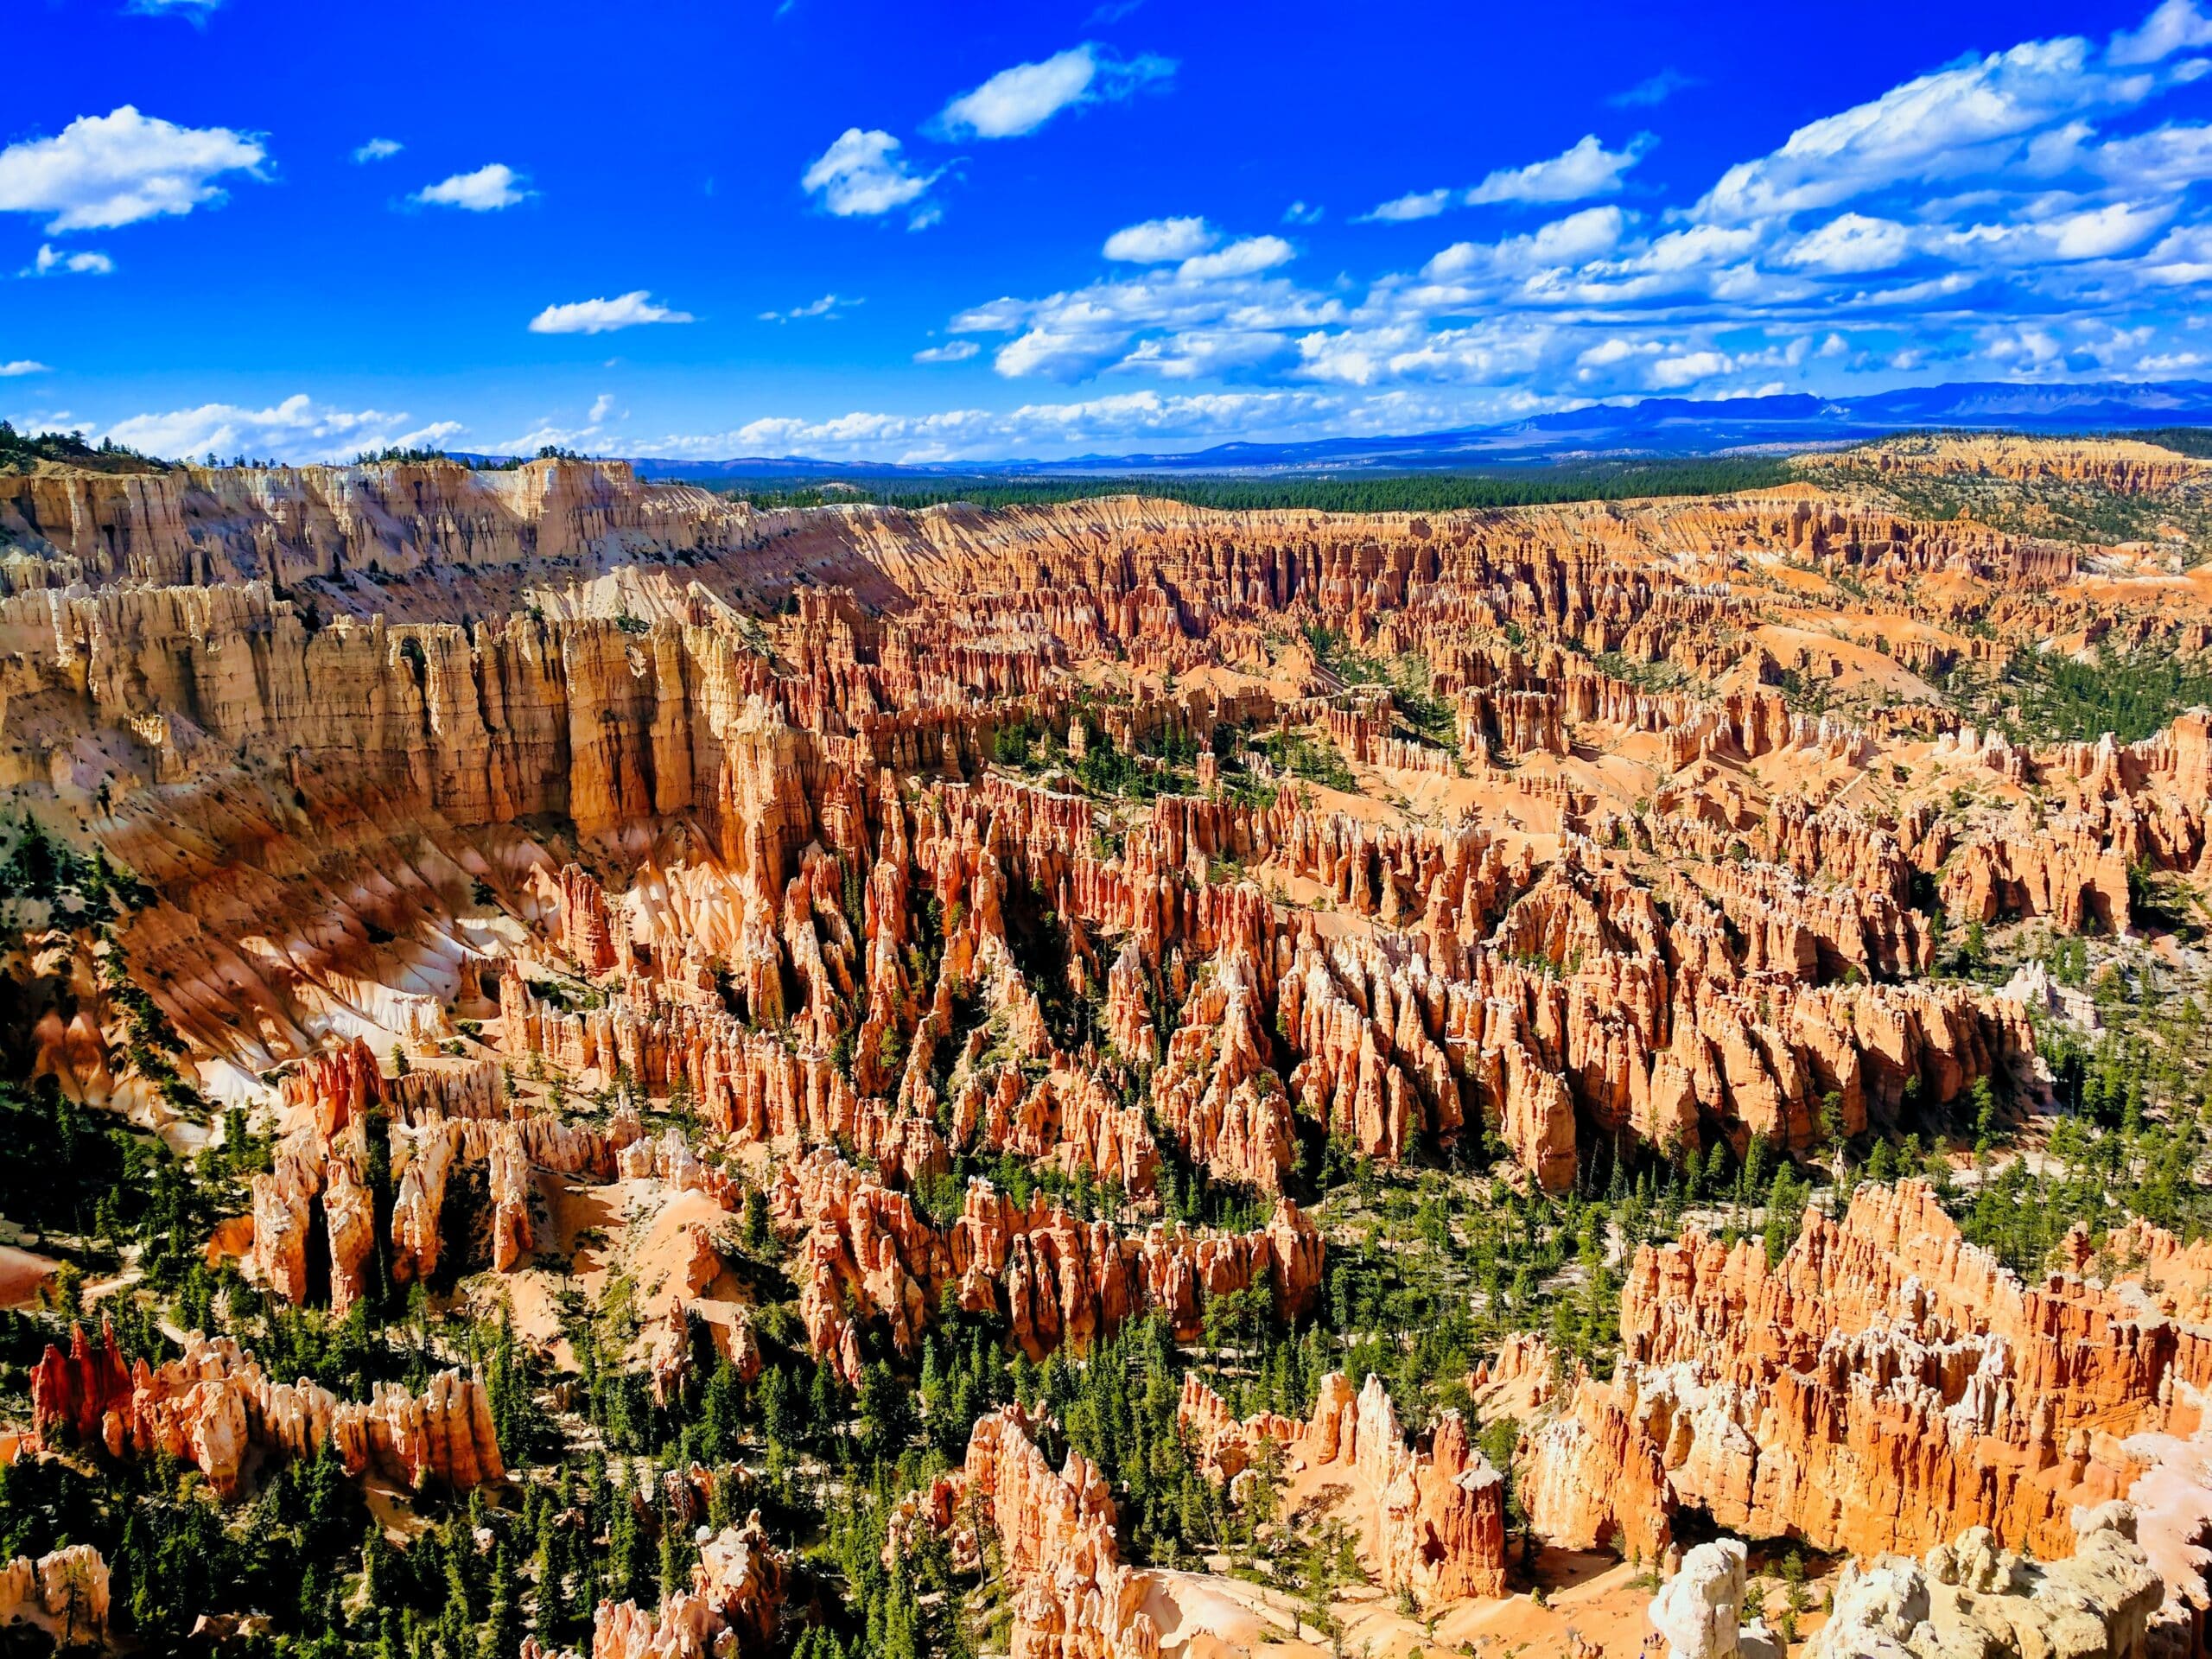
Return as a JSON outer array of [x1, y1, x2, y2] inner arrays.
[[29, 1322, 503, 1497], [1803, 1505, 2164, 1659], [896, 1406, 1161, 1659], [588, 1513, 785, 1659], [772, 1148, 1321, 1379], [1518, 1182, 2205, 1566], [0, 1544, 110, 1644]]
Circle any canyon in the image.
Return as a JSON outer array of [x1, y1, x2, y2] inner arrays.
[[0, 438, 2207, 1656]]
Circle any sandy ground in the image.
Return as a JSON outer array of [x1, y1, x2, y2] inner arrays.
[[1137, 1551, 1677, 1659], [476, 1173, 749, 1370], [0, 1243, 61, 1309]]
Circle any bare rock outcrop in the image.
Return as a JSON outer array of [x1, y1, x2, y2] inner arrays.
[[0, 1544, 110, 1645], [1178, 1371, 1509, 1601], [588, 1512, 785, 1659], [1519, 1182, 2194, 1565], [773, 1148, 1321, 1379], [1803, 1505, 2164, 1659], [1649, 1540, 1746, 1659]]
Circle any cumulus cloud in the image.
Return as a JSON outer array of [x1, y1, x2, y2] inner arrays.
[[2109, 0, 2212, 65], [528, 292, 694, 334], [1465, 133, 1655, 205], [1694, 25, 2198, 224], [101, 395, 461, 464], [0, 361, 50, 377], [28, 244, 115, 276], [588, 393, 616, 423], [1361, 136, 1652, 224], [947, 230, 1321, 383], [1104, 216, 1217, 262], [1782, 212, 1914, 272], [932, 43, 1175, 140], [1421, 207, 1629, 281], [914, 340, 980, 363], [1648, 349, 1732, 388], [412, 163, 531, 211], [759, 293, 861, 322], [0, 106, 266, 232], [353, 137, 403, 163], [1358, 189, 1453, 224], [1176, 236, 1294, 280], [801, 129, 938, 222]]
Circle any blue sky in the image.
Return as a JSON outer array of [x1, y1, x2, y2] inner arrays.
[[5, 0, 2212, 462]]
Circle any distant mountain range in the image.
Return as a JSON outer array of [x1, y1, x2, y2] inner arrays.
[[618, 378, 2212, 480]]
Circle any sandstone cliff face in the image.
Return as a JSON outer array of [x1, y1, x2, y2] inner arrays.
[[30, 1321, 503, 1497], [3, 448, 2206, 1650], [1648, 1540, 1746, 1659], [0, 456, 766, 598], [1799, 432, 2209, 494], [1281, 1371, 1508, 1601], [1518, 1181, 2194, 1566]]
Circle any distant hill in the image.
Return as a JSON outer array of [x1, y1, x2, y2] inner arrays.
[[622, 378, 2212, 480]]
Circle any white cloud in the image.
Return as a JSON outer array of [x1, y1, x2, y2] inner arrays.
[[1283, 200, 1324, 226], [396, 421, 467, 449], [1648, 350, 1732, 388], [648, 388, 1336, 463], [1609, 69, 1699, 108], [2082, 122, 2212, 191], [0, 361, 50, 377], [0, 105, 265, 232], [412, 163, 531, 211], [933, 43, 1174, 140], [1696, 30, 2184, 223], [29, 244, 115, 276], [1421, 206, 1628, 281], [1104, 216, 1217, 263], [588, 393, 616, 423], [1466, 133, 1654, 205], [1577, 337, 1656, 369], [101, 395, 460, 464], [124, 0, 220, 18], [758, 293, 861, 322], [659, 0, 2212, 456], [1359, 189, 1453, 224], [1783, 213, 1914, 272], [353, 137, 403, 164], [801, 129, 938, 221], [528, 292, 694, 334], [2048, 198, 2174, 258], [1176, 235, 1294, 280], [2109, 0, 2212, 65]]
